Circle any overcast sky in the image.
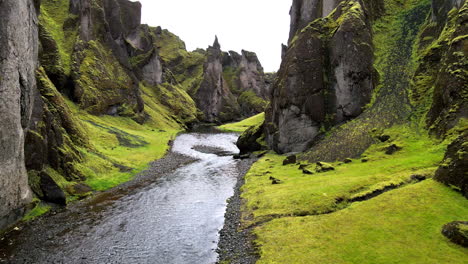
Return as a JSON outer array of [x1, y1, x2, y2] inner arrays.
[[134, 0, 291, 72]]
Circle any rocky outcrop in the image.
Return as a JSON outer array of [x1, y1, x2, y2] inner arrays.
[[442, 221, 468, 247], [25, 68, 87, 196], [237, 122, 265, 154], [222, 50, 270, 116], [424, 0, 467, 136], [266, 0, 377, 153], [195, 37, 240, 123], [0, 0, 38, 229], [435, 131, 467, 198]]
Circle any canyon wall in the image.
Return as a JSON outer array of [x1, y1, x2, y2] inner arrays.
[[0, 0, 38, 230]]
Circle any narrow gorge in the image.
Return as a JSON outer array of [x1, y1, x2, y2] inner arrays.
[[0, 0, 467, 263]]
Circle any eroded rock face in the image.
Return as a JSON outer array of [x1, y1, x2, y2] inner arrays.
[[426, 1, 467, 136], [266, 1, 376, 153], [432, 0, 465, 23], [435, 131, 468, 198], [195, 37, 240, 123], [222, 50, 270, 117], [0, 0, 38, 229], [238, 50, 270, 99]]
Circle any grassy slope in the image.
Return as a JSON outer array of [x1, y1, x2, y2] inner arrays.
[[241, 125, 468, 263], [217, 112, 265, 132], [66, 90, 184, 191], [255, 180, 468, 264]]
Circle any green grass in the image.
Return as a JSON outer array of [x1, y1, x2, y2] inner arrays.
[[61, 79, 195, 191], [217, 112, 265, 132], [242, 126, 447, 224], [23, 202, 51, 222], [254, 180, 468, 264], [241, 124, 468, 263], [64, 99, 182, 191]]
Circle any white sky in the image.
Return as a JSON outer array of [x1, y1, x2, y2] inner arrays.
[[134, 0, 291, 72]]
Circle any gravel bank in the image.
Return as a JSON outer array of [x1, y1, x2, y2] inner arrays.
[[217, 157, 259, 264]]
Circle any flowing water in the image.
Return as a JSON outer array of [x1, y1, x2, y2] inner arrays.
[[0, 132, 243, 264]]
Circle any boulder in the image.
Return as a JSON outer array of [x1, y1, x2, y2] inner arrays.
[[442, 221, 468, 248], [283, 155, 297, 166], [435, 132, 468, 197], [237, 122, 265, 154], [39, 171, 66, 206], [385, 144, 402, 155], [315, 162, 335, 173]]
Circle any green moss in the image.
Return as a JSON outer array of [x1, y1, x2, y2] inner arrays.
[[223, 66, 241, 95], [129, 48, 155, 68], [75, 40, 134, 114], [217, 112, 265, 132], [237, 91, 268, 114], [23, 202, 51, 222], [242, 125, 447, 225], [40, 0, 78, 75], [153, 28, 205, 95], [254, 180, 468, 264], [61, 78, 190, 191]]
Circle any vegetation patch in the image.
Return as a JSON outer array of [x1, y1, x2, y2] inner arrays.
[[217, 112, 265, 132], [254, 180, 468, 264], [40, 0, 78, 75], [22, 201, 51, 222], [242, 126, 447, 225]]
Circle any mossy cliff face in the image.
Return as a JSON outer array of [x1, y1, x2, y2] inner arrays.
[[195, 38, 270, 123], [223, 50, 271, 117], [266, 0, 380, 154], [0, 0, 38, 230], [25, 68, 88, 205]]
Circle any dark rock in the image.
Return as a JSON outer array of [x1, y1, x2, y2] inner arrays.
[[378, 135, 391, 142], [39, 171, 66, 206], [435, 132, 468, 197], [302, 169, 314, 175], [361, 159, 369, 163], [195, 37, 240, 123], [256, 151, 268, 158], [385, 144, 402, 155], [265, 1, 377, 154], [298, 164, 308, 170], [441, 221, 468, 248], [236, 122, 265, 154], [269, 176, 282, 185], [410, 174, 427, 182], [233, 154, 250, 160], [315, 162, 335, 173], [344, 158, 353, 164], [283, 155, 297, 166]]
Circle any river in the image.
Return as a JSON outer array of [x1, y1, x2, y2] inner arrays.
[[0, 132, 247, 264]]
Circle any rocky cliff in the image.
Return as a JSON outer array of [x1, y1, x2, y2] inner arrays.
[[254, 0, 466, 191], [0, 0, 38, 230], [266, 0, 380, 153]]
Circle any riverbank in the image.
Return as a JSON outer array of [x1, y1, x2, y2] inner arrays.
[[0, 150, 196, 263], [217, 157, 258, 264]]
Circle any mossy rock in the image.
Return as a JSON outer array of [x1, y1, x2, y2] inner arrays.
[[442, 221, 468, 247], [237, 121, 265, 154]]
